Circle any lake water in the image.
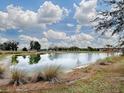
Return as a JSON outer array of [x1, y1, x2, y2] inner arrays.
[[9, 52, 118, 74]]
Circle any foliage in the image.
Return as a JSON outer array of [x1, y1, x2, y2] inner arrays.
[[94, 0, 124, 46], [0, 40, 19, 51], [30, 41, 41, 51], [22, 47, 28, 51]]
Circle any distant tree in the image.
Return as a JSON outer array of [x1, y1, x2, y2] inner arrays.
[[2, 40, 19, 51], [30, 41, 41, 51], [22, 47, 28, 51], [105, 44, 112, 48], [87, 46, 94, 51]]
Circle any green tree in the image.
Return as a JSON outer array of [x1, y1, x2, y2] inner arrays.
[[94, 0, 124, 53], [22, 47, 28, 51], [30, 41, 41, 51], [2, 40, 19, 51]]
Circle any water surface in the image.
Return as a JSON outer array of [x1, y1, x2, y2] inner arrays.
[[10, 53, 117, 73]]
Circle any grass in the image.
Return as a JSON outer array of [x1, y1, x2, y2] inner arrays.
[[28, 55, 124, 93], [10, 68, 27, 86], [42, 65, 62, 82], [0, 54, 124, 93], [0, 66, 5, 78], [31, 65, 63, 83]]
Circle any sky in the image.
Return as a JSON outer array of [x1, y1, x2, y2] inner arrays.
[[0, 0, 118, 49]]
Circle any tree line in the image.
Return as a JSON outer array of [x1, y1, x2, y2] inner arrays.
[[0, 40, 99, 52], [0, 40, 41, 51]]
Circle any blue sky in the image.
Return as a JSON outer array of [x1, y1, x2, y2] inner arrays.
[[0, 0, 117, 49]]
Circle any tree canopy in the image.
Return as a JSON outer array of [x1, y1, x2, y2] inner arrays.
[[30, 41, 41, 51], [0, 40, 19, 51], [94, 0, 124, 47]]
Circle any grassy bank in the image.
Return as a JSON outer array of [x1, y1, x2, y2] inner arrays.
[[0, 55, 124, 93], [0, 50, 104, 55], [28, 56, 124, 93]]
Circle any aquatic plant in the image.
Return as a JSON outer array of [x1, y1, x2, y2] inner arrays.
[[29, 54, 41, 64], [10, 68, 28, 86]]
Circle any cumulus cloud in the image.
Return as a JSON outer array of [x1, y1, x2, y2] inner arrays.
[[43, 29, 69, 40], [43, 29, 94, 47], [0, 36, 8, 43], [71, 33, 94, 41], [0, 1, 68, 31], [19, 35, 40, 42], [67, 23, 74, 27], [74, 0, 97, 25], [37, 1, 68, 24], [19, 35, 49, 49]]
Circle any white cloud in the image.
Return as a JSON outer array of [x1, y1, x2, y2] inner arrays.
[[0, 36, 8, 43], [43, 29, 69, 40], [0, 1, 68, 31], [74, 0, 97, 25], [43, 29, 94, 48], [19, 35, 49, 49], [37, 1, 67, 24], [67, 23, 74, 27], [71, 33, 94, 41], [19, 35, 40, 42]]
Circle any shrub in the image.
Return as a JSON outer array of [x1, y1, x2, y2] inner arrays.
[[10, 68, 27, 86], [0, 66, 5, 78], [31, 65, 63, 83], [104, 57, 113, 63], [22, 47, 28, 51], [42, 65, 62, 82]]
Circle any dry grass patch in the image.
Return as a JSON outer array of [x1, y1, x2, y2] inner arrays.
[[31, 65, 63, 83], [42, 65, 63, 83], [9, 68, 28, 86], [0, 66, 5, 79]]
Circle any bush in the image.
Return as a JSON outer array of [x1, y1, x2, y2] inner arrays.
[[42, 65, 62, 82], [22, 47, 28, 51], [31, 65, 63, 83], [0, 66, 5, 78], [10, 68, 27, 86]]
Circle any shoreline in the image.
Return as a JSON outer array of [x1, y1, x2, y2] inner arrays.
[[0, 55, 123, 93]]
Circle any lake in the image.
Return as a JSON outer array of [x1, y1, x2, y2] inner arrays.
[[9, 52, 119, 74]]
